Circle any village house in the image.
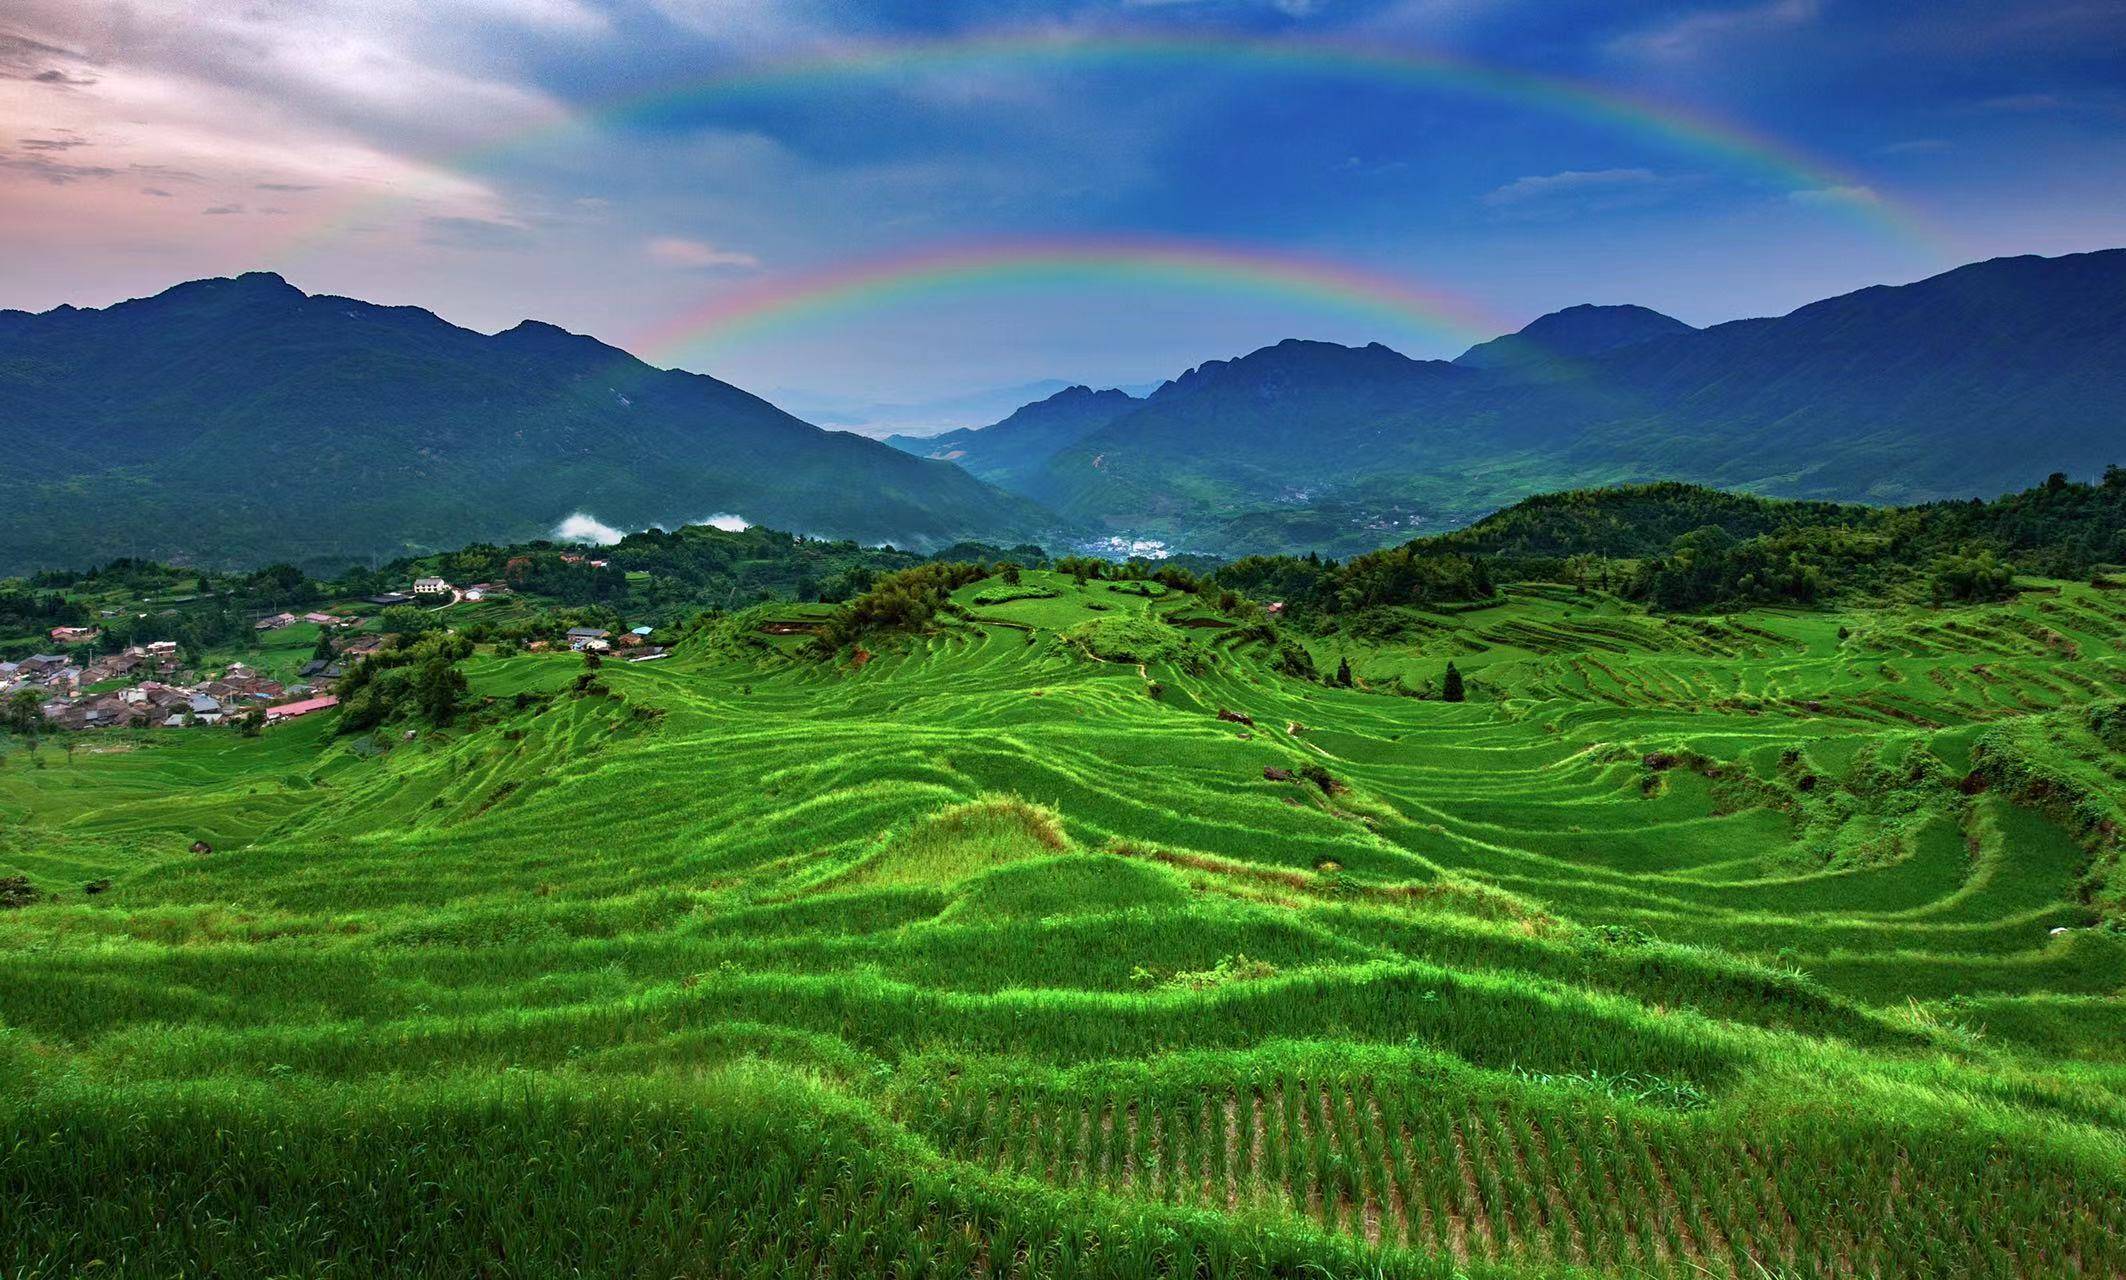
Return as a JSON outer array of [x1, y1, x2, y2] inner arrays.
[[204, 673, 285, 704], [265, 695, 339, 723], [81, 652, 142, 683], [565, 626, 611, 652], [254, 612, 298, 631], [49, 625, 99, 644], [368, 592, 414, 607], [412, 577, 452, 597], [340, 634, 386, 659], [302, 612, 339, 626]]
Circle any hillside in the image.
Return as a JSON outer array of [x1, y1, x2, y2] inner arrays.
[[0, 273, 1056, 573], [1452, 302, 1695, 369], [884, 384, 1141, 488], [1017, 249, 2126, 554], [5, 554, 2123, 1277], [1021, 339, 1476, 527]]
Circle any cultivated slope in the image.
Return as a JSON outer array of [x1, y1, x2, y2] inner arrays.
[[0, 273, 1055, 572], [5, 568, 2124, 1277]]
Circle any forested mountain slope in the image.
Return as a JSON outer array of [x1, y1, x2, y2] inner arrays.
[[0, 273, 1054, 573], [1018, 249, 2126, 552]]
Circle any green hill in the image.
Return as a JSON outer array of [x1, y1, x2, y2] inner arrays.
[[1016, 248, 2126, 554], [0, 273, 1058, 574], [885, 384, 1141, 489], [5, 524, 2124, 1276]]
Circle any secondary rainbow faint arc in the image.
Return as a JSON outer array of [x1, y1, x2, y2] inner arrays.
[[627, 238, 1512, 363], [283, 28, 1946, 260], [592, 29, 1921, 238]]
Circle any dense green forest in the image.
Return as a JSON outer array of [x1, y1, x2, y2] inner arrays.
[[1215, 472, 2126, 622]]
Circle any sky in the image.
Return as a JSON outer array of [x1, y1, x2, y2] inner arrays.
[[3, 0, 2123, 433]]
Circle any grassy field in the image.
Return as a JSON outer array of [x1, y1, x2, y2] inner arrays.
[[4, 569, 2123, 1278]]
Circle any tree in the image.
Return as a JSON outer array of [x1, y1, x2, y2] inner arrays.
[[1, 689, 43, 737], [311, 627, 337, 662], [1335, 655, 1352, 687], [1441, 662, 1465, 703], [378, 605, 440, 636], [1000, 562, 1022, 586], [413, 652, 468, 725]]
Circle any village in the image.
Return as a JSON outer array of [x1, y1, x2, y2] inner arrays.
[[2, 571, 664, 734], [2, 611, 362, 732]]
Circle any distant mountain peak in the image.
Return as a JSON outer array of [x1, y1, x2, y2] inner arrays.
[[1152, 336, 1447, 401], [1455, 303, 1693, 369], [0, 270, 1055, 571], [494, 317, 624, 360]]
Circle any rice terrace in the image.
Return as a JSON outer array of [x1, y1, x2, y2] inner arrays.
[[7, 2, 2126, 1277], [6, 478, 2126, 1278]]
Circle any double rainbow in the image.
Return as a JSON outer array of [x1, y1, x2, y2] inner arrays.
[[283, 29, 1949, 361]]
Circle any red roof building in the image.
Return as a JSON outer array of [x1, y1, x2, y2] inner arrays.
[[265, 695, 340, 722]]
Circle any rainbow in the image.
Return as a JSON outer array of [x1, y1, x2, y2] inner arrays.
[[280, 28, 1949, 262], [593, 29, 1906, 226], [627, 237, 1510, 363]]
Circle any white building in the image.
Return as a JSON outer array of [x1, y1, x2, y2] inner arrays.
[[412, 577, 452, 596]]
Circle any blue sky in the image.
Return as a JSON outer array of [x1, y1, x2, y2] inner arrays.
[[3, 0, 2122, 430]]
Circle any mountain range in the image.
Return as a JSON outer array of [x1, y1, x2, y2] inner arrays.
[[0, 273, 1049, 573], [897, 248, 2126, 555], [884, 385, 1142, 490], [2, 248, 2120, 573]]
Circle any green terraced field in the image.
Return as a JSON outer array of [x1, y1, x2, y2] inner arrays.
[[4, 570, 2124, 1278]]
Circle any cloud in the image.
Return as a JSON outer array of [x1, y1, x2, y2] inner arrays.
[[646, 235, 760, 270], [1971, 92, 2067, 113], [555, 509, 750, 544], [553, 513, 625, 545], [0, 29, 92, 83], [0, 150, 115, 182], [1334, 155, 1409, 178], [201, 203, 243, 214], [1484, 167, 1666, 209], [1878, 138, 1949, 155], [0, 0, 575, 262], [1787, 184, 1880, 209], [422, 215, 535, 250], [18, 130, 88, 151], [139, 186, 171, 196], [1608, 0, 1819, 62]]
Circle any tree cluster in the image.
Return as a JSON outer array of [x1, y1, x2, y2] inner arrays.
[[335, 633, 473, 734]]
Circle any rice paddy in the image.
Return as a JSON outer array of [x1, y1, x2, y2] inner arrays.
[[4, 570, 2123, 1278]]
